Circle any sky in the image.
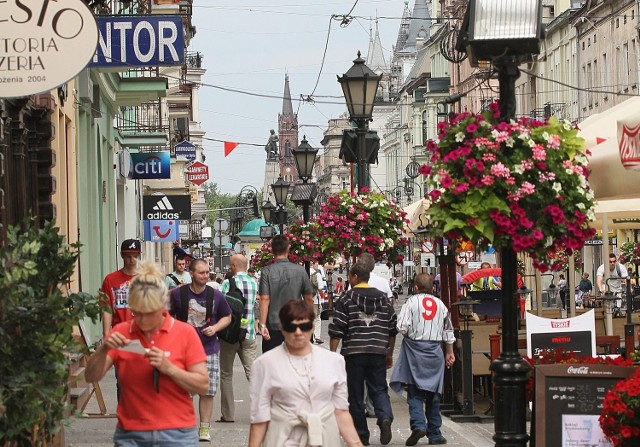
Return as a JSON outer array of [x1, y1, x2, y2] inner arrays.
[[189, 0, 407, 195]]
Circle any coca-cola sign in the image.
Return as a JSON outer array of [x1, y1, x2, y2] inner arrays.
[[566, 366, 589, 375], [618, 121, 640, 170]]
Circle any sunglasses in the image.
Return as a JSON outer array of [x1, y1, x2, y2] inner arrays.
[[282, 321, 313, 333]]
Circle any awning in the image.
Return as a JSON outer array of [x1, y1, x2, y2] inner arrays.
[[578, 97, 640, 148], [588, 138, 640, 201], [402, 198, 427, 236]]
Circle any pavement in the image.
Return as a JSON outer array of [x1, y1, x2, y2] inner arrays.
[[65, 317, 499, 447]]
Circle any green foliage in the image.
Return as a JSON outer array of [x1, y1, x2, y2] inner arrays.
[[0, 221, 102, 446]]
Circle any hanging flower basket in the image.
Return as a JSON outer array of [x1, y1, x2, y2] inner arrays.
[[421, 103, 596, 271], [249, 221, 331, 270], [315, 189, 410, 265], [619, 241, 640, 266]]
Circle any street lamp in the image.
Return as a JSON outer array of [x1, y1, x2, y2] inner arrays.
[[271, 175, 290, 235], [451, 298, 480, 421], [457, 1, 543, 445], [292, 136, 318, 182], [291, 136, 318, 275], [261, 200, 274, 225], [338, 52, 382, 193]]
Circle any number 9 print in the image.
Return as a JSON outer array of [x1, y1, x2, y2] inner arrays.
[[421, 297, 437, 320]]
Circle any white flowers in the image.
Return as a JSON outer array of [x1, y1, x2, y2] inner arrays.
[[455, 131, 466, 142]]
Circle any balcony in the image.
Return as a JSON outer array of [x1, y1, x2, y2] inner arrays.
[[117, 100, 168, 148]]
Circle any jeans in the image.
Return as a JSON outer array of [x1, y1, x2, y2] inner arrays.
[[261, 329, 284, 353], [219, 338, 257, 420], [406, 384, 443, 441], [113, 427, 198, 446], [345, 354, 393, 444]]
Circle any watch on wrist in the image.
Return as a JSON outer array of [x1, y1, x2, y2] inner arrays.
[[260, 323, 267, 330]]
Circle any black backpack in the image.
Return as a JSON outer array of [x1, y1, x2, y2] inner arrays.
[[176, 285, 214, 323], [217, 278, 248, 344]]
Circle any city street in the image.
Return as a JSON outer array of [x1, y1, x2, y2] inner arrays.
[[66, 317, 496, 447]]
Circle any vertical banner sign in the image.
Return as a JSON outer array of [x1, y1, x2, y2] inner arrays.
[[0, 0, 99, 97], [90, 16, 184, 67]]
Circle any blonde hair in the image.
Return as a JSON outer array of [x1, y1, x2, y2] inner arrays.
[[128, 262, 169, 313]]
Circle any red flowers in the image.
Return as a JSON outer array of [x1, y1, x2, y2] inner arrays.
[[600, 367, 640, 447]]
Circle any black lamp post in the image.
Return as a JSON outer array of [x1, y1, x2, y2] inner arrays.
[[457, 1, 544, 445], [261, 199, 276, 240], [451, 299, 481, 422], [337, 52, 382, 193], [271, 175, 290, 235], [291, 136, 318, 276]]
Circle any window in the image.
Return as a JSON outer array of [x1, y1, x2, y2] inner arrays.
[[421, 110, 428, 146]]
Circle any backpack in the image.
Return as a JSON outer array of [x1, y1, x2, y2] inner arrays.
[[216, 278, 248, 344], [177, 285, 214, 324], [167, 273, 182, 287]]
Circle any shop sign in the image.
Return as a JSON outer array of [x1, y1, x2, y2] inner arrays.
[[0, 0, 99, 98], [186, 161, 209, 186], [130, 151, 171, 179], [90, 16, 184, 67]]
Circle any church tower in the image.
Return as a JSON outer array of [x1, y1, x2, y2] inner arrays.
[[278, 74, 299, 183], [263, 74, 299, 199]]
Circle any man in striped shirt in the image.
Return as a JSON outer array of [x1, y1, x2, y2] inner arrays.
[[217, 254, 258, 423], [390, 273, 455, 446], [329, 262, 398, 446]]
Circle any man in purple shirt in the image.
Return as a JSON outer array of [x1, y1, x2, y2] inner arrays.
[[169, 258, 231, 442]]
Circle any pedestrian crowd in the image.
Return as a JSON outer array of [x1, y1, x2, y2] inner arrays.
[[89, 235, 454, 446]]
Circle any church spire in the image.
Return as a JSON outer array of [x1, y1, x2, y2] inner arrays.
[[366, 19, 388, 73], [282, 74, 293, 116]]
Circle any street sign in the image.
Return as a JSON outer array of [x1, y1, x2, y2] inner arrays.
[[421, 253, 436, 267], [175, 140, 197, 161], [186, 161, 209, 186], [214, 219, 229, 232]]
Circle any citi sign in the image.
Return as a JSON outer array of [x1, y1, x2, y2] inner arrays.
[[130, 152, 170, 179]]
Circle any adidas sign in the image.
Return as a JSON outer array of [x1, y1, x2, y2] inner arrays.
[[153, 196, 173, 211], [147, 197, 179, 219], [146, 211, 180, 220], [142, 194, 191, 220]]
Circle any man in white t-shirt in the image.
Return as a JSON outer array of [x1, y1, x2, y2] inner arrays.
[[597, 253, 628, 295]]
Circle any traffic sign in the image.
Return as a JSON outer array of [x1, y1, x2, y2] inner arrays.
[[186, 161, 209, 186], [214, 219, 229, 231]]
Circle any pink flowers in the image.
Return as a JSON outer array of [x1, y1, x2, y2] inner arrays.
[[420, 102, 596, 270]]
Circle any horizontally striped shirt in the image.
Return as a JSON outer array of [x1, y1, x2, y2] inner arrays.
[[328, 284, 398, 357], [220, 271, 258, 340], [397, 292, 455, 344]]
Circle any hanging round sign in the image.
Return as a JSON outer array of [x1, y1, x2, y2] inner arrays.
[[0, 0, 99, 98]]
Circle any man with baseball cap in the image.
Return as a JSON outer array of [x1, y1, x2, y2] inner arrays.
[[100, 239, 141, 338]]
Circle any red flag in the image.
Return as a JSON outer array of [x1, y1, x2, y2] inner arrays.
[[595, 137, 607, 145], [224, 141, 239, 157]]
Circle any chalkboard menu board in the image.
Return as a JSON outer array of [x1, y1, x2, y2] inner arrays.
[[534, 364, 634, 447]]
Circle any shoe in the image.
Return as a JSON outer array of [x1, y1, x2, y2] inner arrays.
[[429, 437, 447, 445], [314, 339, 324, 344], [365, 411, 376, 418], [198, 425, 211, 442], [380, 419, 392, 445], [406, 429, 427, 446], [215, 416, 234, 423]]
